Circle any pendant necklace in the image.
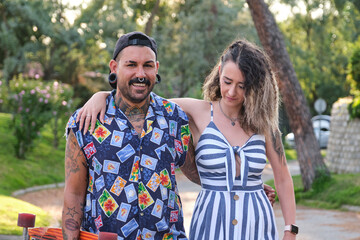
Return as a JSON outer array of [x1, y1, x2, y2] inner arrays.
[[218, 100, 240, 126]]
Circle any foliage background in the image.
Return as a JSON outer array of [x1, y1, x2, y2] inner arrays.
[[1, 0, 359, 132], [0, 0, 359, 185], [0, 0, 360, 235]]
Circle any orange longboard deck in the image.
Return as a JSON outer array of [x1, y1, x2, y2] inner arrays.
[[28, 227, 98, 240]]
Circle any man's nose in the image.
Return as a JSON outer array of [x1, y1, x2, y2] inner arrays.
[[136, 66, 146, 78]]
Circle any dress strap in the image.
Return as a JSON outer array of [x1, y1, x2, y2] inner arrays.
[[210, 102, 213, 121]]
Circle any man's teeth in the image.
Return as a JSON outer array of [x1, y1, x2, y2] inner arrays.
[[132, 83, 146, 86]]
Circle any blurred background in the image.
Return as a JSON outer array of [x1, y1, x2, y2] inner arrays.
[[1, 0, 360, 237]]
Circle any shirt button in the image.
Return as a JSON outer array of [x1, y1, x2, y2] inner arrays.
[[232, 219, 238, 225], [140, 146, 143, 150], [140, 212, 144, 216], [140, 167, 143, 171], [233, 195, 239, 201]]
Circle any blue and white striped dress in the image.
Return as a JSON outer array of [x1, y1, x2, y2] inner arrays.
[[189, 103, 278, 240]]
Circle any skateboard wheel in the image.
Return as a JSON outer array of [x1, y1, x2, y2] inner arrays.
[[17, 213, 36, 228], [98, 232, 117, 240]]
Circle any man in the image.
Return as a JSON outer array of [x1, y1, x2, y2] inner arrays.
[[62, 31, 193, 239]]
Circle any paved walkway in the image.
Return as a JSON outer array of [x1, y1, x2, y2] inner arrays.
[[177, 160, 360, 240], [3, 161, 360, 240]]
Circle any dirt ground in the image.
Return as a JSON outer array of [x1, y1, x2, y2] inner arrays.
[[14, 163, 360, 240]]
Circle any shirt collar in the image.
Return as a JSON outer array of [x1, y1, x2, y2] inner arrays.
[[105, 91, 165, 118]]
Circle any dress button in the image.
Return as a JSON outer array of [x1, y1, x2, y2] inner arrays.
[[232, 219, 238, 225], [233, 195, 239, 201]]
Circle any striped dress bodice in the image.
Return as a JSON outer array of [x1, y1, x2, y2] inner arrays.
[[189, 103, 278, 240]]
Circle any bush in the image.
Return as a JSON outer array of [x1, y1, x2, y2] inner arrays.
[[347, 44, 360, 119], [47, 81, 78, 149], [348, 96, 360, 119], [2, 76, 75, 158], [349, 46, 360, 91]]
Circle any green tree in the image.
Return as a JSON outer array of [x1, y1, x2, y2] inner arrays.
[[0, 0, 53, 83], [155, 0, 258, 98], [247, 0, 329, 191], [0, 0, 88, 97], [278, 0, 359, 114]]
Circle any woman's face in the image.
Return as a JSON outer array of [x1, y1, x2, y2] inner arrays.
[[219, 61, 245, 108]]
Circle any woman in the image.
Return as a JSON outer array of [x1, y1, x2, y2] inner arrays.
[[78, 39, 297, 240]]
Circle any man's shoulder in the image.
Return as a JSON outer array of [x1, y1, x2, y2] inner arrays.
[[151, 93, 188, 122]]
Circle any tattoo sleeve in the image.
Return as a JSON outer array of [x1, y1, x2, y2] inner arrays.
[[62, 131, 87, 240], [65, 131, 87, 180], [180, 139, 201, 185], [272, 129, 286, 165]]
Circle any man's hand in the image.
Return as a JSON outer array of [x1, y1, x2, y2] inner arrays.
[[264, 184, 276, 206], [180, 139, 201, 185]]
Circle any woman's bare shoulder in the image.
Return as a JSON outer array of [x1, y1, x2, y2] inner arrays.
[[170, 98, 210, 111]]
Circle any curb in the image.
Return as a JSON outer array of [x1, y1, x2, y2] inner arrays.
[[12, 182, 65, 197], [0, 235, 21, 240]]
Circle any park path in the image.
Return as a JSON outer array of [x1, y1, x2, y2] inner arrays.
[[4, 161, 360, 240]]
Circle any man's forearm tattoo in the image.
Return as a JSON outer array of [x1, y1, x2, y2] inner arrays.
[[65, 132, 84, 179], [65, 218, 80, 231]]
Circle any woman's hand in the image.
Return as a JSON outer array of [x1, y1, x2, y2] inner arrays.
[[76, 91, 110, 134]]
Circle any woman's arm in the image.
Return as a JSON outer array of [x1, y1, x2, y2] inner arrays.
[[76, 91, 110, 134], [77, 93, 204, 135], [266, 130, 297, 240]]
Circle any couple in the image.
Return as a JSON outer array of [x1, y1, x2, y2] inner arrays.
[[62, 31, 297, 240]]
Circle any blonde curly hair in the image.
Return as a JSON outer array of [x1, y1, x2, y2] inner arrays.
[[202, 39, 280, 136]]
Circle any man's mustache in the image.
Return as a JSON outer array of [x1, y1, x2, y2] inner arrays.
[[129, 77, 151, 86]]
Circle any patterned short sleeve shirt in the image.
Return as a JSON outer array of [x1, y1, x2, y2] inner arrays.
[[66, 92, 191, 240]]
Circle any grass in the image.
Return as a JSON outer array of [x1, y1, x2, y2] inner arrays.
[[266, 173, 360, 210], [285, 148, 297, 160], [0, 195, 50, 235], [0, 112, 66, 235], [0, 113, 66, 195], [284, 148, 327, 160]]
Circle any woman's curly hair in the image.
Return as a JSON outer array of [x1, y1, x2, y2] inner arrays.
[[202, 39, 280, 136]]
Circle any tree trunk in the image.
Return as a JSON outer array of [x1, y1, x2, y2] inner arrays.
[[246, 0, 329, 191], [144, 0, 161, 36]]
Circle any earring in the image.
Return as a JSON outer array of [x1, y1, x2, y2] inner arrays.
[[108, 73, 117, 89], [156, 74, 161, 84]]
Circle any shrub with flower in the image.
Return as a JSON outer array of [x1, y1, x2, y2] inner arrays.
[[48, 80, 78, 149], [6, 75, 76, 158]]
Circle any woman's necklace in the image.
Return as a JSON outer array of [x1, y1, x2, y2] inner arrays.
[[218, 100, 240, 126]]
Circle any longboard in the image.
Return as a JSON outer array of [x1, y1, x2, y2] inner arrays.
[[28, 227, 98, 240]]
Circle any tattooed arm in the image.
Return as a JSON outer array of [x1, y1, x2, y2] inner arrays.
[[62, 130, 88, 240], [180, 139, 201, 185], [266, 129, 296, 239]]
